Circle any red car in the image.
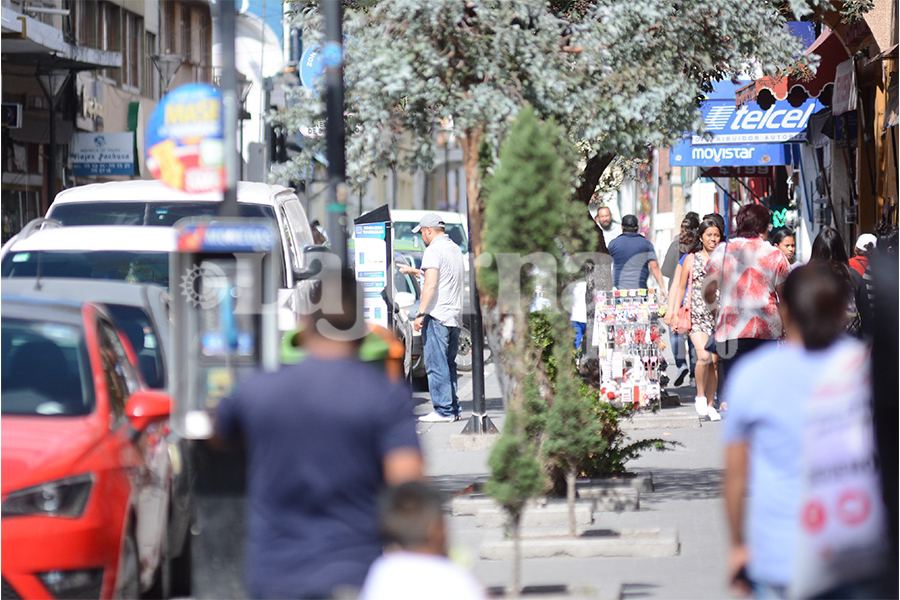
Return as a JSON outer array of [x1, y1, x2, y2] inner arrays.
[[2, 295, 173, 599]]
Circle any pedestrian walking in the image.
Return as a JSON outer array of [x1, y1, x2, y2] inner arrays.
[[410, 213, 466, 423], [594, 205, 622, 244], [570, 279, 588, 353], [723, 263, 889, 599], [809, 226, 862, 335], [849, 232, 876, 276], [769, 228, 797, 268], [668, 218, 723, 420], [703, 204, 789, 401], [214, 268, 424, 599], [608, 214, 666, 292], [360, 482, 486, 600], [663, 218, 700, 387]]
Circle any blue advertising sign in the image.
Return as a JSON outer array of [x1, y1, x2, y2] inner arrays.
[[670, 138, 793, 167], [176, 222, 276, 253], [299, 44, 325, 92], [693, 96, 821, 145], [145, 83, 224, 193], [72, 132, 135, 176]]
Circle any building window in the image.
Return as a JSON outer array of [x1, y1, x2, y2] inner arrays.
[[123, 12, 143, 90], [164, 1, 177, 54], [73, 0, 99, 49], [181, 4, 193, 62], [143, 32, 157, 99], [102, 2, 122, 82]]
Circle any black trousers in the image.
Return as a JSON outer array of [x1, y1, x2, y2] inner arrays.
[[716, 338, 773, 403]]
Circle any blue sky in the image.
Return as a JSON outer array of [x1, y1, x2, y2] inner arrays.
[[244, 0, 284, 43]]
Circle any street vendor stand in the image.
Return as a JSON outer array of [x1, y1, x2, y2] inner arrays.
[[593, 288, 666, 409]]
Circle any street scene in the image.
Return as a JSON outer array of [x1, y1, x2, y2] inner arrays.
[[1, 0, 898, 599]]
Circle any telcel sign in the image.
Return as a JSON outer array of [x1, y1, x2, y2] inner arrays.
[[692, 97, 821, 145]]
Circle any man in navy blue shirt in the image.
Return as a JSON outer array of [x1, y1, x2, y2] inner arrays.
[[608, 214, 666, 291], [216, 268, 424, 599]]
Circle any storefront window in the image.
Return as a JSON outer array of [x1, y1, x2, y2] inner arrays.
[[1, 190, 40, 244]]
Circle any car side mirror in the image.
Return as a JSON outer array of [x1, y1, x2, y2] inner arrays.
[[125, 390, 172, 433], [294, 245, 333, 281]]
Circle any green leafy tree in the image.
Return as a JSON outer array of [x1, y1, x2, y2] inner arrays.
[[542, 327, 604, 536], [486, 407, 544, 596]]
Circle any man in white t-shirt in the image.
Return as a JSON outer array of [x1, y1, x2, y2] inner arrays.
[[406, 213, 466, 423], [360, 482, 485, 600]]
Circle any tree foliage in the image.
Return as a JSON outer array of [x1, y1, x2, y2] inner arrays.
[[278, 0, 825, 201]]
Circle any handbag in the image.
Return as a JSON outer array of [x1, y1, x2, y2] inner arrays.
[[674, 267, 692, 335]]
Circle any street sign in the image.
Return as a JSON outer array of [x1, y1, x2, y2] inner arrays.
[[145, 83, 224, 193], [72, 132, 135, 176], [299, 44, 325, 91], [1, 102, 22, 128], [670, 138, 792, 167]]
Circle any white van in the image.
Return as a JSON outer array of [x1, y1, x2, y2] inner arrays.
[[45, 180, 319, 330]]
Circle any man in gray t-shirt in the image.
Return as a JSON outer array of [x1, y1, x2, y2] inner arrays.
[[405, 213, 465, 422]]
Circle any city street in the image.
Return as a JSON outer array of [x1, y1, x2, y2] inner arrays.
[[417, 362, 731, 599]]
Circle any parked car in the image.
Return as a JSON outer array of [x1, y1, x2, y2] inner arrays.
[[44, 180, 321, 331], [1, 225, 175, 287], [390, 209, 469, 267], [2, 278, 192, 596], [1, 295, 173, 599]]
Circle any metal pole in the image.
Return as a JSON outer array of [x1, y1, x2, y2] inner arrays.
[[321, 0, 348, 264], [47, 100, 56, 210], [219, 0, 239, 217]]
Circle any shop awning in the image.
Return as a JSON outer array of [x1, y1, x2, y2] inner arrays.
[[1, 6, 120, 71], [735, 30, 850, 109]]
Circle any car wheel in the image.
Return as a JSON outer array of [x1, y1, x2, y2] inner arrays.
[[456, 327, 473, 372], [169, 524, 192, 598], [115, 528, 140, 599]]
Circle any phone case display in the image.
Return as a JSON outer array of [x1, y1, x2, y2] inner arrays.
[[594, 289, 665, 409]]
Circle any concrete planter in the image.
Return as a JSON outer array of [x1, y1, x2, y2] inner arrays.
[[475, 501, 594, 529], [480, 528, 679, 560]]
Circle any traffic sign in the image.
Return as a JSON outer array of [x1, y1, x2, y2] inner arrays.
[[299, 44, 325, 92]]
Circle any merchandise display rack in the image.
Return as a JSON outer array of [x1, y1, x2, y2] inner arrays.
[[593, 288, 666, 409]]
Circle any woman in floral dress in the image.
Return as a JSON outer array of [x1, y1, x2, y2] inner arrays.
[[670, 218, 723, 420]]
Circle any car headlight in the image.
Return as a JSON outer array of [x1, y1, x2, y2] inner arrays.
[[2, 474, 93, 518], [39, 568, 104, 598]]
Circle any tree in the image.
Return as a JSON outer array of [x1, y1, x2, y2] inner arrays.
[[486, 403, 545, 596], [542, 331, 604, 537]]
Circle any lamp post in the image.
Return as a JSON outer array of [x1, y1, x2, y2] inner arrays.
[[36, 68, 70, 209], [237, 77, 252, 180], [150, 53, 183, 94]]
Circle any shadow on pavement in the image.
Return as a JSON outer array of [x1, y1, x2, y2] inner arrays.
[[620, 582, 661, 598], [640, 467, 723, 504], [428, 473, 490, 496]]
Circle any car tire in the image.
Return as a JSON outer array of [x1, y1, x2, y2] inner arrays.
[[169, 524, 192, 598], [115, 527, 140, 600], [456, 327, 473, 372]]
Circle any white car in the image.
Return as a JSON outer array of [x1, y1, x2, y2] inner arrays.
[[390, 209, 469, 262], [1, 225, 176, 288], [43, 180, 320, 330]]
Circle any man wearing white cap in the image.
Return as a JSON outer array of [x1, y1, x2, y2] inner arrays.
[[849, 233, 876, 277], [409, 213, 466, 422]]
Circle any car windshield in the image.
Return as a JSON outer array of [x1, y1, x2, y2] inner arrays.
[[49, 202, 276, 226], [2, 318, 94, 416], [106, 305, 165, 389], [393, 221, 468, 253], [1, 251, 169, 287]]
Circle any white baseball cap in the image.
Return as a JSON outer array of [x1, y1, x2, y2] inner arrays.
[[855, 233, 876, 251]]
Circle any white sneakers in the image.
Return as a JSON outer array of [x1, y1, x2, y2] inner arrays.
[[418, 411, 458, 423], [694, 396, 708, 417], [707, 406, 722, 421]]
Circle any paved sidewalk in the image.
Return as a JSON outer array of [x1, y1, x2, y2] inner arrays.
[[416, 362, 731, 599]]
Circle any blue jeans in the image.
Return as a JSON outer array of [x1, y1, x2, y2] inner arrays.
[[421, 316, 460, 417], [572, 321, 587, 352], [669, 329, 697, 376]]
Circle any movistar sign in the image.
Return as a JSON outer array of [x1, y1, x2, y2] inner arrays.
[[692, 97, 821, 145], [670, 138, 793, 167]]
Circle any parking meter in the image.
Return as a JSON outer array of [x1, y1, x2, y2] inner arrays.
[[168, 217, 279, 599]]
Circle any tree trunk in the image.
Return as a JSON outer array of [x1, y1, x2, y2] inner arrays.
[[575, 152, 615, 204], [511, 512, 522, 597], [462, 127, 485, 258], [566, 467, 577, 538]]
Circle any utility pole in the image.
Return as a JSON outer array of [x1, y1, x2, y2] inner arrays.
[[219, 0, 239, 217], [321, 0, 348, 264], [321, 0, 349, 263]]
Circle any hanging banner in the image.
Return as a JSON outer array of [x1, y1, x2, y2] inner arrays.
[[72, 132, 135, 176], [670, 138, 792, 167], [145, 83, 224, 193], [693, 97, 821, 145], [831, 58, 858, 117]]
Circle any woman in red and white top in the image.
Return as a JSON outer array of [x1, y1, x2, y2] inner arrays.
[[703, 204, 790, 400]]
